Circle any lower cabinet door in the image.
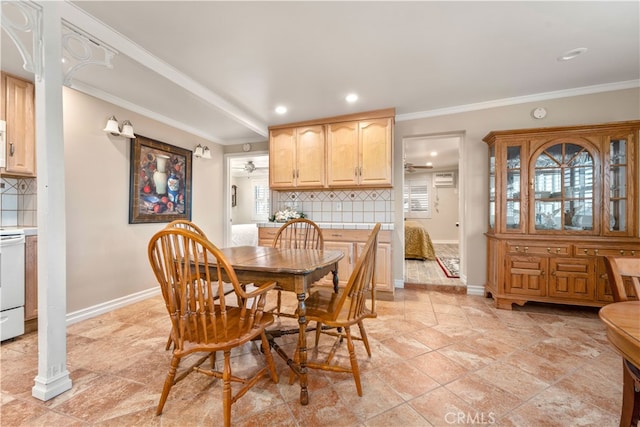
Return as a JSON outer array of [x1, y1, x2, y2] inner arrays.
[[320, 241, 353, 288], [548, 257, 595, 300], [505, 255, 547, 296], [357, 241, 392, 293]]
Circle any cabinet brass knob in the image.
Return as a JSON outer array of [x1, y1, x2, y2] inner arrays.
[[584, 249, 588, 254], [632, 251, 636, 256], [594, 249, 599, 255], [540, 270, 545, 276], [524, 246, 529, 252], [620, 250, 625, 255], [515, 246, 519, 252], [547, 248, 551, 253], [551, 270, 556, 276], [600, 273, 608, 279], [556, 248, 561, 254]]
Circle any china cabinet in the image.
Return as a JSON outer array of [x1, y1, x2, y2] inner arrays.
[[484, 121, 640, 309], [1, 72, 36, 177], [268, 108, 394, 190]]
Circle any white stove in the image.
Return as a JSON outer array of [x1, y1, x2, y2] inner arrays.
[[0, 228, 25, 340]]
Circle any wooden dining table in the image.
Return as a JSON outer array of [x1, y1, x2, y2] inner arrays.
[[599, 301, 640, 426], [218, 245, 344, 405]]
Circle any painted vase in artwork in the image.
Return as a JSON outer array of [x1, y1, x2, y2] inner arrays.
[[167, 172, 180, 203], [154, 154, 170, 195]]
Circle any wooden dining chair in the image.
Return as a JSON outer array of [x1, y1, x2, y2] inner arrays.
[[148, 227, 279, 427], [271, 218, 324, 317], [162, 220, 234, 350], [603, 256, 640, 427], [289, 223, 380, 396]]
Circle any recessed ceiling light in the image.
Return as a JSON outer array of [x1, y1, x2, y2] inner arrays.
[[426, 162, 433, 167], [346, 93, 358, 103], [430, 151, 438, 157], [557, 47, 587, 61], [275, 105, 287, 114]]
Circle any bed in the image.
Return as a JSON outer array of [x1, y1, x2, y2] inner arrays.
[[404, 220, 436, 260]]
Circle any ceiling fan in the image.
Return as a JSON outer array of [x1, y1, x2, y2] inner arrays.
[[232, 160, 267, 173], [404, 162, 433, 173]]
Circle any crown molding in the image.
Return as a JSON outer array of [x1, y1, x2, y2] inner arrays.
[[396, 80, 640, 122]]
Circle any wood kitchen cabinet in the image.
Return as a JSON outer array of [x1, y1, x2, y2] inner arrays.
[[327, 118, 393, 188], [25, 235, 38, 324], [1, 72, 36, 177], [268, 108, 394, 190], [269, 125, 325, 189], [484, 120, 640, 309], [258, 226, 393, 296]]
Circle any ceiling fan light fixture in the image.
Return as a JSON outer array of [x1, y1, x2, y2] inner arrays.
[[557, 47, 587, 61]]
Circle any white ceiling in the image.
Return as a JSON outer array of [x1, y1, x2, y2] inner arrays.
[[2, 1, 638, 170]]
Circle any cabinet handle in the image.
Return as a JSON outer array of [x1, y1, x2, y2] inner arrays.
[[331, 234, 343, 237], [547, 247, 551, 253], [600, 273, 608, 279], [540, 270, 545, 276], [620, 250, 625, 255], [556, 248, 561, 254], [515, 246, 519, 252], [594, 249, 599, 256], [584, 249, 588, 255], [524, 246, 529, 252], [292, 170, 296, 179], [551, 270, 556, 276], [354, 167, 358, 177], [359, 166, 363, 176], [9, 143, 14, 156], [633, 251, 636, 256]]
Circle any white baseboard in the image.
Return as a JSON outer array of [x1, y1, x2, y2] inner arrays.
[[66, 287, 160, 325], [466, 284, 485, 296]]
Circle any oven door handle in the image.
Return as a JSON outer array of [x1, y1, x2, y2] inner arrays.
[[0, 236, 26, 246]]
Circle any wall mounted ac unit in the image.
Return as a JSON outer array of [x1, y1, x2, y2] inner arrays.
[[434, 171, 456, 187]]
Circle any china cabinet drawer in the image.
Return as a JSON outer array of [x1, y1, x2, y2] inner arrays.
[[574, 245, 640, 257], [506, 242, 570, 255]]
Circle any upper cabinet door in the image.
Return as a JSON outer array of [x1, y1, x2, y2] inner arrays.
[[327, 121, 359, 187], [359, 118, 392, 186], [269, 128, 296, 188], [4, 74, 36, 177], [296, 125, 325, 188]]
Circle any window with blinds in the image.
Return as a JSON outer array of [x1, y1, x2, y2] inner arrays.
[[253, 180, 270, 220], [404, 176, 432, 218]]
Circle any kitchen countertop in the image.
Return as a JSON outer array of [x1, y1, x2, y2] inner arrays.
[[256, 222, 394, 231], [0, 226, 37, 236]]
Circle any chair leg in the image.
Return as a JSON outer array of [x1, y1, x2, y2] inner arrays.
[[315, 321, 323, 347], [261, 332, 279, 384], [156, 355, 180, 415], [223, 350, 232, 427], [345, 327, 363, 397], [357, 320, 372, 357], [276, 290, 282, 316]]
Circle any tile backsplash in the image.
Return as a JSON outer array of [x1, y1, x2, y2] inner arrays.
[[274, 189, 394, 223], [0, 177, 37, 227]]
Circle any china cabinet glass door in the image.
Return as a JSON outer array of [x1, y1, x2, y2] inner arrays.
[[607, 137, 628, 233], [489, 146, 495, 230], [505, 145, 523, 232], [532, 142, 594, 233]]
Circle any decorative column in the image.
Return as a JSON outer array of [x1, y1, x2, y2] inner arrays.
[[31, 1, 72, 400]]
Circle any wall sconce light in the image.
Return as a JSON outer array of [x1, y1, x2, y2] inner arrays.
[[103, 116, 135, 138], [194, 144, 212, 159]]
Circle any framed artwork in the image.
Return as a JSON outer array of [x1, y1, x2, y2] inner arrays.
[[129, 135, 192, 224]]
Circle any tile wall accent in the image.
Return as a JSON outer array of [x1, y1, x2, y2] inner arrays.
[[274, 189, 394, 223], [0, 177, 37, 227]]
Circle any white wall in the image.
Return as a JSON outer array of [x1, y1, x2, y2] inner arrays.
[[393, 87, 640, 289], [63, 88, 224, 312]]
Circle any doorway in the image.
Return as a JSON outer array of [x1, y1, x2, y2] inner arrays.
[[402, 134, 462, 287], [224, 152, 269, 247]]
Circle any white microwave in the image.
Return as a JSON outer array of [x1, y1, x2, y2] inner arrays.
[[0, 120, 5, 168]]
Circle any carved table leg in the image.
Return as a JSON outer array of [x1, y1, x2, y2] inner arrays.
[[297, 291, 309, 405]]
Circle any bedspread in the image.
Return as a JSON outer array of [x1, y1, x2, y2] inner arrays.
[[404, 221, 436, 260]]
